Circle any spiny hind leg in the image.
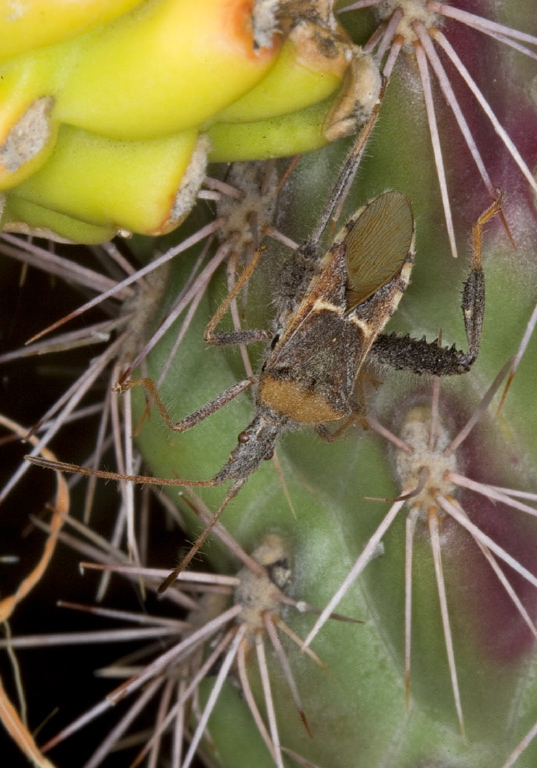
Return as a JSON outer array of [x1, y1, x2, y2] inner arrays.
[[371, 193, 504, 376]]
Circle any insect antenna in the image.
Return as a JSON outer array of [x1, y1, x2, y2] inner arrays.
[[24, 454, 218, 488]]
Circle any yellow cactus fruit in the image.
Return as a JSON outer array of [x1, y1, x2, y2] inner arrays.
[[10, 126, 208, 237], [0, 0, 380, 243], [208, 45, 381, 162], [208, 99, 331, 162], [0, 93, 57, 189], [213, 20, 350, 124], [1, 195, 118, 244], [0, 1, 143, 62], [0, 49, 61, 188], [54, 0, 282, 141]]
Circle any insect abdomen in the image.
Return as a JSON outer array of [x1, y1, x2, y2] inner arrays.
[[259, 310, 365, 424], [258, 375, 347, 424]]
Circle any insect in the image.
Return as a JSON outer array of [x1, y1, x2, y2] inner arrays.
[[26, 100, 503, 590]]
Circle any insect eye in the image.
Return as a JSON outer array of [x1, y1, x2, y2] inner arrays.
[[238, 431, 250, 444], [264, 448, 274, 461], [270, 333, 280, 350]]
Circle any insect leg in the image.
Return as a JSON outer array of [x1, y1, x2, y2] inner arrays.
[[204, 245, 272, 347], [458, 192, 505, 366], [315, 402, 367, 442], [370, 193, 504, 376], [116, 376, 257, 433], [369, 332, 474, 375], [307, 78, 387, 248], [158, 477, 247, 593], [25, 378, 260, 484]]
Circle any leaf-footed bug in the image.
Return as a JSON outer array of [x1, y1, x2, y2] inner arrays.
[[26, 98, 504, 592]]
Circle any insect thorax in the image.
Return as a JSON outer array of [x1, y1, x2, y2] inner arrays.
[[273, 241, 319, 323]]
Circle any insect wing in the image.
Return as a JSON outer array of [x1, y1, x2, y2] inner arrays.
[[344, 190, 414, 312]]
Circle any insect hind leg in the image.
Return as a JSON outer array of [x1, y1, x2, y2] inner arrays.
[[370, 193, 504, 377], [459, 192, 505, 366], [316, 401, 368, 442]]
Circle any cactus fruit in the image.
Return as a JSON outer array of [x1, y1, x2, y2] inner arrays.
[[0, 0, 379, 242]]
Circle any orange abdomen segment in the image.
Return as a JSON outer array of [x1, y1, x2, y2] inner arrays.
[[258, 375, 347, 424]]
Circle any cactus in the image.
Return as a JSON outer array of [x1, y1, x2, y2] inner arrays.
[[1, 1, 537, 768]]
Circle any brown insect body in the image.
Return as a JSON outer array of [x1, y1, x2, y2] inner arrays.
[[213, 191, 415, 485]]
